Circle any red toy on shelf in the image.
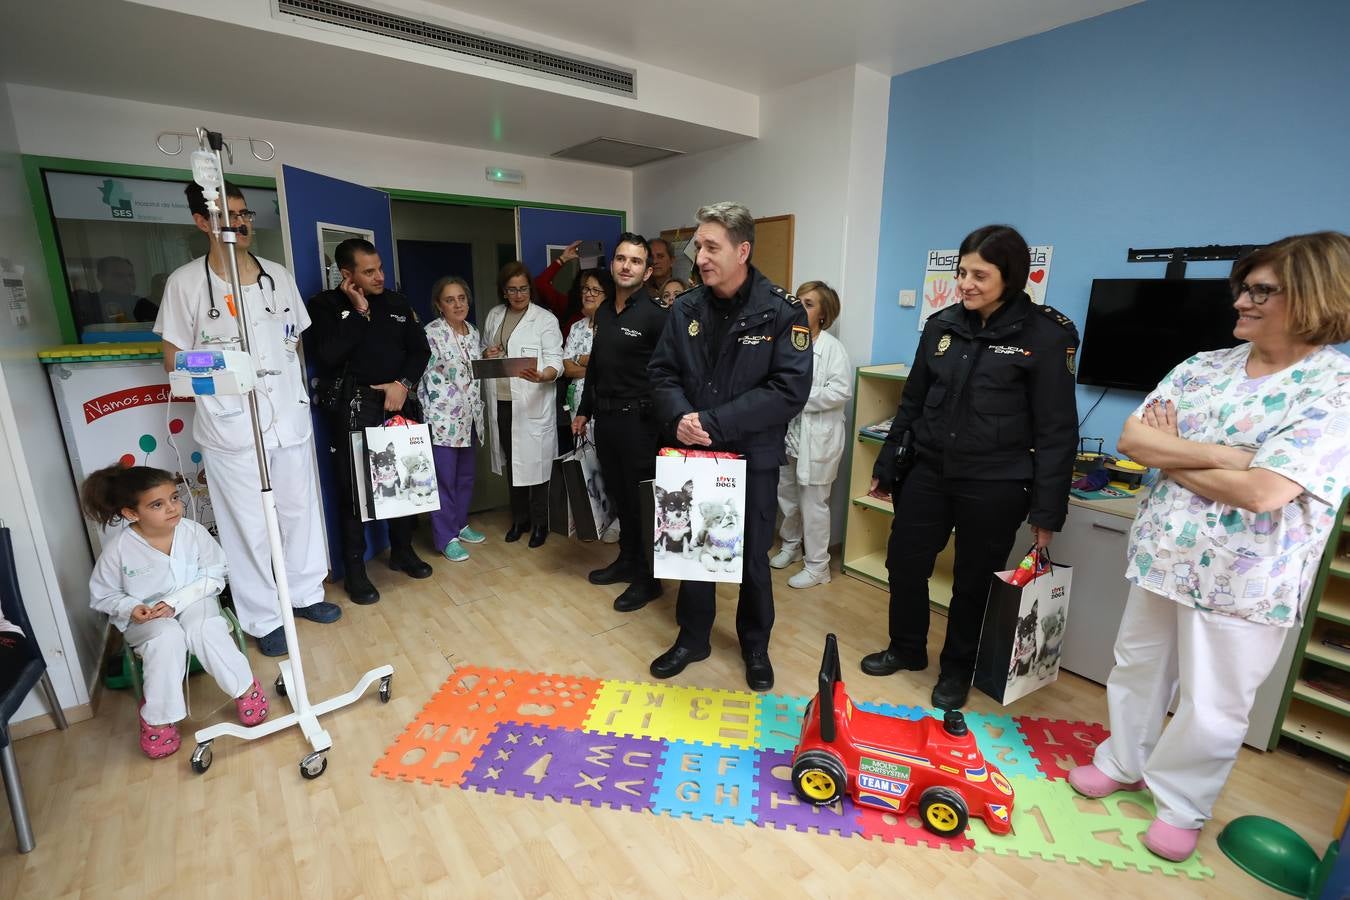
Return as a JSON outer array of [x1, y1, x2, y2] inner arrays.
[[790, 633, 1016, 837]]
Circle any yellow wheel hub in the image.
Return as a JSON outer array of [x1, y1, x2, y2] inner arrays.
[[799, 769, 837, 801], [926, 802, 958, 830]]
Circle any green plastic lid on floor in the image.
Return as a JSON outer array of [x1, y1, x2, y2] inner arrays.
[[1218, 816, 1322, 897]]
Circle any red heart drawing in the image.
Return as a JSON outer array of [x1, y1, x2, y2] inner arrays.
[[1029, 269, 1046, 284]]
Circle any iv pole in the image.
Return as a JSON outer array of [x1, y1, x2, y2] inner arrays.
[[160, 127, 393, 779]]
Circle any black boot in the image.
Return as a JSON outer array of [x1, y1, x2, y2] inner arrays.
[[589, 556, 636, 585], [860, 647, 928, 676], [389, 546, 433, 579], [344, 565, 380, 605], [505, 521, 528, 542], [528, 526, 548, 548], [614, 579, 662, 612], [931, 672, 971, 710]]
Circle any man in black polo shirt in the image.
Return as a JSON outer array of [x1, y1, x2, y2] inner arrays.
[[573, 232, 671, 611], [306, 238, 434, 605]]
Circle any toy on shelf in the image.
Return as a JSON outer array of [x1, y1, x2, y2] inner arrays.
[[790, 633, 1015, 837]]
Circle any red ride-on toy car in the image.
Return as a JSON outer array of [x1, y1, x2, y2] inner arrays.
[[790, 634, 1015, 837]]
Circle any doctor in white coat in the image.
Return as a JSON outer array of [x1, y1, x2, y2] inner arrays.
[[156, 182, 339, 658], [483, 261, 565, 548], [770, 281, 853, 588]]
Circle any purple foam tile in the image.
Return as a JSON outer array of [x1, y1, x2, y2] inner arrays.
[[461, 722, 662, 811], [753, 749, 864, 837]]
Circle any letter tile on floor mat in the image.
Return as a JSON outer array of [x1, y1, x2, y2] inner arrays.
[[962, 711, 1043, 780], [372, 667, 602, 786], [968, 776, 1213, 879], [584, 681, 759, 748], [1016, 716, 1111, 780], [752, 750, 863, 836], [461, 722, 662, 812], [755, 694, 809, 752], [651, 740, 759, 825]]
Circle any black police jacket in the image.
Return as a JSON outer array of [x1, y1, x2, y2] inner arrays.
[[874, 292, 1079, 531], [305, 288, 431, 388], [649, 266, 812, 469]]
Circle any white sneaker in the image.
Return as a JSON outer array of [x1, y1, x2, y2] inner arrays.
[[788, 567, 831, 589], [601, 521, 621, 544], [770, 545, 803, 569]]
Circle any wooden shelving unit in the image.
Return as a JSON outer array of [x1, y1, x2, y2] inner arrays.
[[840, 364, 955, 611], [1273, 498, 1350, 763]]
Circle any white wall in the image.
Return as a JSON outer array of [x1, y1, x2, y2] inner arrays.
[[0, 81, 100, 725], [8, 84, 633, 220], [635, 65, 890, 541]]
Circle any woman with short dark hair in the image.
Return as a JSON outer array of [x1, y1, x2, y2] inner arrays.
[[862, 224, 1080, 711]]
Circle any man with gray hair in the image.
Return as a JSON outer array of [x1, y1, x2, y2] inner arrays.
[[647, 202, 813, 692], [648, 237, 675, 291]]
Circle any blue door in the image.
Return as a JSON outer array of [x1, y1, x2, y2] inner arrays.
[[279, 165, 395, 578], [396, 239, 475, 326], [516, 207, 625, 276]]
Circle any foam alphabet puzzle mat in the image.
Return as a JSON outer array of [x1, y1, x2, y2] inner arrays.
[[372, 665, 1213, 880]]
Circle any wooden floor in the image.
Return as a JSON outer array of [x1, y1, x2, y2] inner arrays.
[[1, 508, 1341, 898]]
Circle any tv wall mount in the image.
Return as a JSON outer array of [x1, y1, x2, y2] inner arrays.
[[1127, 243, 1262, 279]]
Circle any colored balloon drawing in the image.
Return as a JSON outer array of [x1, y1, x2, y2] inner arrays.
[[169, 418, 184, 435], [139, 434, 157, 453], [119, 453, 135, 468], [191, 451, 202, 464]]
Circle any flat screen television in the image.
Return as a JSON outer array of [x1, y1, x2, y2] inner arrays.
[[1076, 278, 1240, 392]]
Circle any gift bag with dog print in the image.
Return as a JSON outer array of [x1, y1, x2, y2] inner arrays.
[[652, 448, 746, 584], [974, 549, 1073, 705], [361, 419, 440, 521]]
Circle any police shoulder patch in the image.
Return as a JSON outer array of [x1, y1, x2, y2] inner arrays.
[[790, 324, 810, 351], [1038, 304, 1074, 330]]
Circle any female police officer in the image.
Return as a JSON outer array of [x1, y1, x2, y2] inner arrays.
[[861, 224, 1079, 709]]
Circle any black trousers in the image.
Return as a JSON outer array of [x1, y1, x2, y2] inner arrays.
[[675, 466, 778, 655], [497, 401, 549, 528], [885, 458, 1030, 680], [594, 407, 658, 579], [329, 398, 416, 567]]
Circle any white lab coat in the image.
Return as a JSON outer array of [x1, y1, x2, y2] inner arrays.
[[789, 331, 853, 485], [483, 302, 564, 487], [153, 255, 328, 637]]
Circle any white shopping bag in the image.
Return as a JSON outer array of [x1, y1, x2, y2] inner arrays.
[[652, 449, 746, 584], [359, 420, 440, 521], [974, 551, 1074, 705]]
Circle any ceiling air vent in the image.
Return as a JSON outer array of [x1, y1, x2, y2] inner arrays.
[[552, 138, 683, 168], [275, 0, 635, 96]]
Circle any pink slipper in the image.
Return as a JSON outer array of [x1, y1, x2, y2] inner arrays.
[[235, 678, 270, 726], [1141, 817, 1201, 862], [1067, 763, 1145, 798], [138, 704, 181, 759]]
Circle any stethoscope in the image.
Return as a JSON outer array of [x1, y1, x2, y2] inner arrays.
[[204, 251, 280, 320]]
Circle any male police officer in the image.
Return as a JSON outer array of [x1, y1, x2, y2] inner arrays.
[[306, 238, 433, 605], [572, 233, 671, 611], [156, 182, 340, 658], [647, 202, 812, 692]]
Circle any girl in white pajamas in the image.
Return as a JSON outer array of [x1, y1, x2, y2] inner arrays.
[[771, 281, 853, 588], [1068, 232, 1350, 863], [82, 464, 268, 759]]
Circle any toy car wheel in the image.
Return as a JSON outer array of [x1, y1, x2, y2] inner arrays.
[[919, 786, 969, 837], [791, 750, 847, 806]]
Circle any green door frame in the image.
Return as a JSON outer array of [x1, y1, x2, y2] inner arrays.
[[23, 154, 627, 344]]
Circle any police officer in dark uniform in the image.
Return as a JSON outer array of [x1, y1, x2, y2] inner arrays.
[[572, 233, 672, 611], [306, 238, 434, 605], [647, 202, 813, 692], [862, 224, 1078, 710]]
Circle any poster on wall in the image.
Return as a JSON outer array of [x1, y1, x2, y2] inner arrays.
[[46, 359, 215, 553], [44, 172, 282, 229], [917, 245, 1055, 331]]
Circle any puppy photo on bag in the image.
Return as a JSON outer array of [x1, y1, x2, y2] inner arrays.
[[652, 450, 746, 584], [654, 479, 694, 558]]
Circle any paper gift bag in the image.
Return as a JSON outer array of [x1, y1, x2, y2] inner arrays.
[[974, 550, 1073, 705], [561, 440, 613, 541], [361, 420, 440, 521], [652, 448, 747, 584], [549, 453, 575, 537]]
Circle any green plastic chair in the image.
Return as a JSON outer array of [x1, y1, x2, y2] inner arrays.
[[120, 606, 247, 701]]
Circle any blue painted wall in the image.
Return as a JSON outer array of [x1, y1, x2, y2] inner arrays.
[[872, 0, 1350, 450]]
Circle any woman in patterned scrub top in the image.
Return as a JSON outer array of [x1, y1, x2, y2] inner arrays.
[[1069, 232, 1350, 863]]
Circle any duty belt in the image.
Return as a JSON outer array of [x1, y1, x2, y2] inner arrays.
[[594, 396, 651, 414]]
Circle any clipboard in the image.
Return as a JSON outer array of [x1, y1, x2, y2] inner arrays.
[[471, 357, 535, 379]]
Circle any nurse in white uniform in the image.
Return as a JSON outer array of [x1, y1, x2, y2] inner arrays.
[[155, 182, 340, 658]]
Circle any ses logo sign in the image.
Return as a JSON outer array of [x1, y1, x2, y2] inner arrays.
[[100, 179, 135, 219]]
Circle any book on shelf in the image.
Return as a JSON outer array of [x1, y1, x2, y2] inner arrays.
[[1322, 629, 1350, 653], [859, 417, 894, 440]]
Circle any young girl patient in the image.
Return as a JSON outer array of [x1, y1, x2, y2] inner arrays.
[[82, 464, 268, 759]]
